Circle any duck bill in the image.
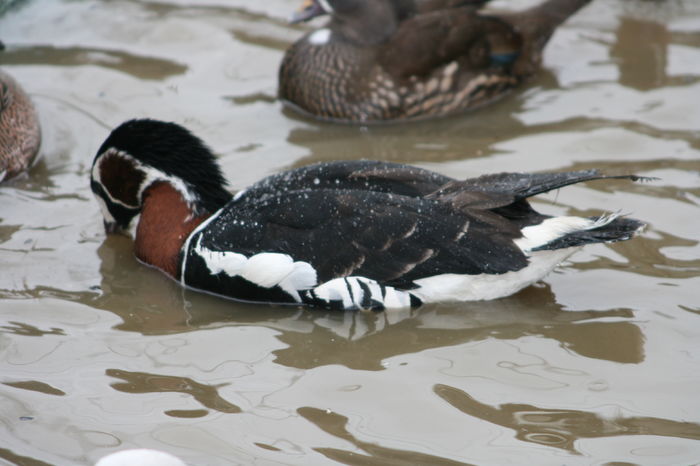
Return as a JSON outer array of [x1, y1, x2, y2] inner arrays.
[[104, 219, 125, 235], [290, 0, 327, 23]]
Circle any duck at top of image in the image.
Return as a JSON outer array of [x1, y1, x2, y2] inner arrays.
[[0, 66, 41, 183], [278, 0, 592, 123], [89, 119, 649, 311]]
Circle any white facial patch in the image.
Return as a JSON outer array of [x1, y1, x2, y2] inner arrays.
[[308, 28, 332, 45]]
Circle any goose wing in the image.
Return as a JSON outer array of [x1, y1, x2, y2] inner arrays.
[[194, 187, 528, 289], [238, 160, 453, 199]]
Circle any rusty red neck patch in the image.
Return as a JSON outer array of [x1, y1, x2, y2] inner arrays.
[[134, 181, 209, 278]]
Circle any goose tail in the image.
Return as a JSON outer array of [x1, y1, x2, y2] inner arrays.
[[529, 212, 646, 252]]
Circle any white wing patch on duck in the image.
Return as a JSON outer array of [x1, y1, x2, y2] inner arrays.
[[192, 235, 317, 301], [514, 214, 619, 253], [308, 28, 332, 45]]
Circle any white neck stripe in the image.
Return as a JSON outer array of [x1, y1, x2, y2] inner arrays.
[[179, 207, 223, 283]]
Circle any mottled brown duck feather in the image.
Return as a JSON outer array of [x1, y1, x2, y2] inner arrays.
[[0, 69, 41, 182], [279, 0, 591, 123]]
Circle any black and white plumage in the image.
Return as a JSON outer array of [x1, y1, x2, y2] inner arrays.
[[91, 119, 647, 311]]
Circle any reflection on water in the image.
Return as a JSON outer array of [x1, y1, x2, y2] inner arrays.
[[298, 406, 475, 466], [2, 380, 65, 396], [0, 448, 52, 466], [0, 321, 65, 337], [611, 17, 700, 90], [611, 18, 670, 90], [1, 0, 700, 464], [271, 297, 644, 369], [106, 369, 241, 415], [92, 236, 195, 334], [282, 73, 555, 165], [577, 231, 700, 280], [93, 234, 646, 368], [1, 45, 187, 80], [435, 383, 700, 454]]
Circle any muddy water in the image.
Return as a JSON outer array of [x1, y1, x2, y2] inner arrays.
[[1, 0, 699, 464]]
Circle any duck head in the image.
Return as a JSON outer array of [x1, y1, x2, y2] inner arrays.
[[291, 0, 400, 45], [90, 119, 231, 237], [291, 0, 331, 23]]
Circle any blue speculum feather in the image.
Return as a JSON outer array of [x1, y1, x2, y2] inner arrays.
[[491, 52, 519, 66]]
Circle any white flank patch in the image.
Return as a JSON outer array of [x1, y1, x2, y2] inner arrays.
[[308, 28, 331, 45], [190, 235, 317, 301], [192, 235, 247, 276], [514, 215, 618, 253], [412, 247, 579, 302], [311, 278, 346, 303], [379, 284, 414, 309], [198, 249, 247, 276], [312, 276, 414, 310], [278, 261, 318, 300], [240, 253, 296, 288]]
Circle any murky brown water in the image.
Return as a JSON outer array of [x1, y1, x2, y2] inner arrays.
[[1, 0, 700, 464]]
